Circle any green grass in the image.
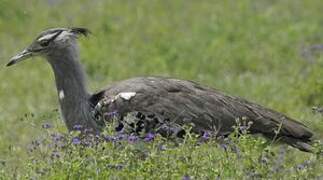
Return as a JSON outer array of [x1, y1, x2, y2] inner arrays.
[[0, 0, 323, 179]]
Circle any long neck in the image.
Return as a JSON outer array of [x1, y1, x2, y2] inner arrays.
[[47, 46, 99, 132]]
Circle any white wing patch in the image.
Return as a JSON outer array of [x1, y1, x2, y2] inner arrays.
[[93, 92, 137, 114], [117, 92, 136, 100], [59, 90, 65, 100]]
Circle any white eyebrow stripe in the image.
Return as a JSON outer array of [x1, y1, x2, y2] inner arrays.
[[55, 31, 73, 41], [38, 33, 57, 41]]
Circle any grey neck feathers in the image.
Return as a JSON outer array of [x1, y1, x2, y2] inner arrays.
[[47, 45, 99, 132]]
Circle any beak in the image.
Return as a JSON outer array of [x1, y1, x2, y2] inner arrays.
[[6, 49, 33, 67]]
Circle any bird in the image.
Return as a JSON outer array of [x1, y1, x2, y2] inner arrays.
[[7, 27, 314, 152]]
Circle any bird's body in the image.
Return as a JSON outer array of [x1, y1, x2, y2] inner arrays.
[[91, 76, 313, 151], [7, 27, 314, 152]]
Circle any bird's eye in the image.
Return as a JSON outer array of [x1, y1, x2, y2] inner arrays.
[[39, 40, 50, 47]]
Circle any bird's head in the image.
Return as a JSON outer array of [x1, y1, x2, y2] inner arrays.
[[6, 27, 90, 66]]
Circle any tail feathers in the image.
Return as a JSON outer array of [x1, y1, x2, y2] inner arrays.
[[282, 120, 313, 140], [280, 136, 314, 152]]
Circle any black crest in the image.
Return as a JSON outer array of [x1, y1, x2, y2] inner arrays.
[[70, 27, 91, 37]]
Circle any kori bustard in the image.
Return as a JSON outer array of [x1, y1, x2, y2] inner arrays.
[[7, 27, 314, 152]]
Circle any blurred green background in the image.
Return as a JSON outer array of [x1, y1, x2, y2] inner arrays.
[[0, 0, 323, 170]]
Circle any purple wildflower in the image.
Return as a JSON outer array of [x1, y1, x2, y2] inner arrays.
[[144, 133, 155, 142], [28, 139, 42, 152], [128, 135, 138, 143], [30, 139, 42, 150], [51, 133, 63, 141], [115, 133, 127, 141], [50, 133, 66, 148], [182, 175, 191, 180], [159, 144, 167, 151], [73, 124, 83, 131], [104, 111, 118, 119], [72, 137, 81, 145], [103, 135, 114, 142], [202, 131, 211, 140], [42, 123, 52, 129], [51, 151, 60, 159]]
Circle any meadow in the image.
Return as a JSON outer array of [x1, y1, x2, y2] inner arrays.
[[0, 0, 323, 179]]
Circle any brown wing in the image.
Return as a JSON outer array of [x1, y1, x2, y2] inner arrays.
[[90, 77, 314, 151]]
